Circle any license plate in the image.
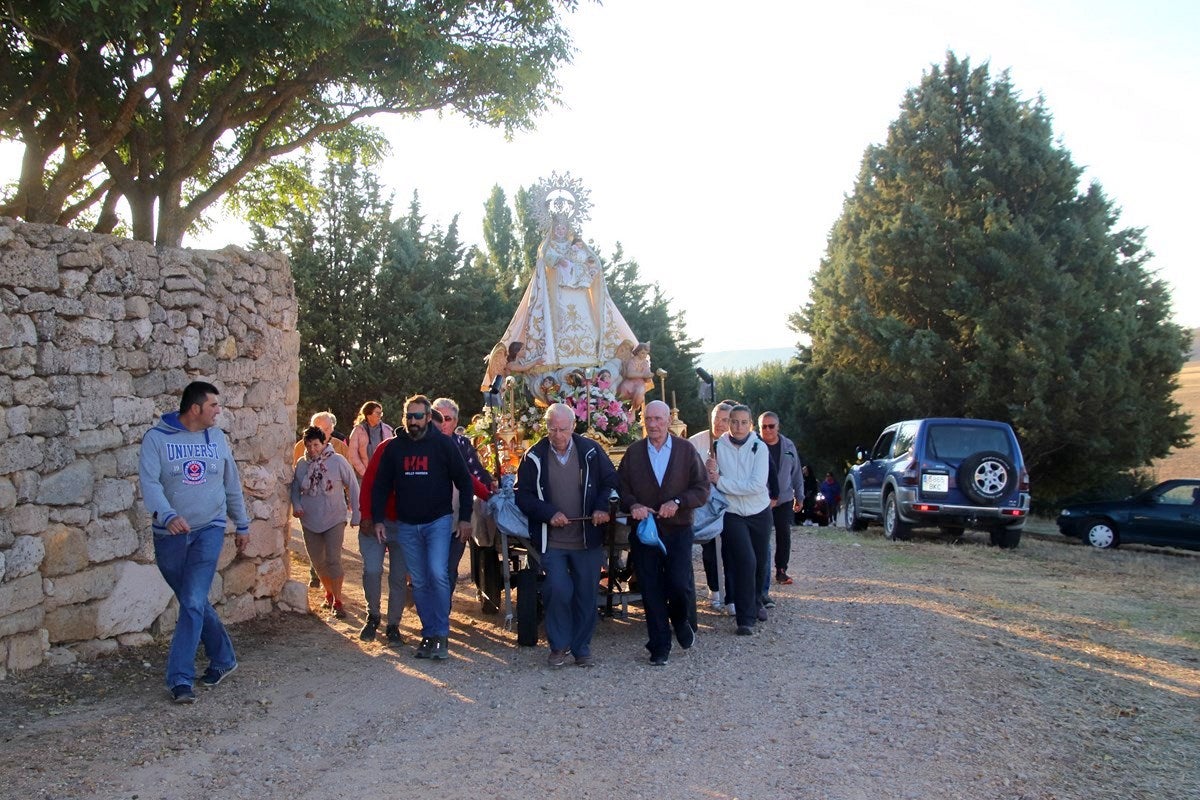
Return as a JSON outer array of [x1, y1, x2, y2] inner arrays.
[[922, 474, 948, 493]]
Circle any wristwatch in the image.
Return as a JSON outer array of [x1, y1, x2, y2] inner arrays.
[[672, 498, 681, 506]]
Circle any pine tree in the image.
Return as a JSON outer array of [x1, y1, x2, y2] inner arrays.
[[794, 53, 1191, 499]]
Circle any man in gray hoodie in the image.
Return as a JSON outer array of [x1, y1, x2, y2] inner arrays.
[[139, 381, 250, 704]]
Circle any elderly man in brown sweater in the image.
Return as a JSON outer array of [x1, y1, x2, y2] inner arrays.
[[618, 400, 710, 666]]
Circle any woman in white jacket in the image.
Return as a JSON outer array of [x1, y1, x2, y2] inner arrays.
[[714, 404, 772, 635]]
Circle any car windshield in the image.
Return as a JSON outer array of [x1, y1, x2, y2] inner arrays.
[[926, 425, 1012, 460]]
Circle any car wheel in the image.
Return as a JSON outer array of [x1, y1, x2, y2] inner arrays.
[[845, 487, 867, 532], [883, 493, 912, 541], [1083, 518, 1119, 549], [957, 451, 1014, 506]]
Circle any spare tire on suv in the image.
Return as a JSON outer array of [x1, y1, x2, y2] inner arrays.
[[957, 450, 1014, 506]]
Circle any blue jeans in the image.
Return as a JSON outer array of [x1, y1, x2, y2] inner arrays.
[[397, 515, 453, 637], [541, 546, 605, 657], [153, 524, 236, 689], [360, 522, 408, 624]]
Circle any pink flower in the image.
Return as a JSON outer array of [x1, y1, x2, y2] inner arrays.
[[607, 400, 621, 415], [595, 415, 609, 430]]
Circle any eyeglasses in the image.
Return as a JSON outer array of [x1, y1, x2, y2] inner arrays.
[[761, 424, 777, 429], [405, 412, 426, 420], [547, 426, 572, 434]]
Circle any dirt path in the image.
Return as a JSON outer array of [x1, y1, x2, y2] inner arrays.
[[3, 526, 1198, 800]]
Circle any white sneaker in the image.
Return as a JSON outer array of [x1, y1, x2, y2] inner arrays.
[[709, 591, 723, 608], [725, 602, 736, 617]]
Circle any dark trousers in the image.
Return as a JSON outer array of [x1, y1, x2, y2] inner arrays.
[[701, 538, 730, 593], [448, 534, 466, 587], [772, 502, 793, 573], [748, 507, 772, 605], [720, 511, 758, 628], [630, 524, 695, 659]]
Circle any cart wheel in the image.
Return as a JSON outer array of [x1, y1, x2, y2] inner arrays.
[[515, 567, 539, 647], [472, 542, 501, 615]]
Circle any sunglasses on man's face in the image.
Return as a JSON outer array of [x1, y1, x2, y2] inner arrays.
[[405, 412, 426, 420], [761, 423, 777, 429]]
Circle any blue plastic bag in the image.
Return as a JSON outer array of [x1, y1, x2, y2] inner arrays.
[[486, 474, 529, 539], [691, 487, 729, 544], [636, 514, 667, 554]]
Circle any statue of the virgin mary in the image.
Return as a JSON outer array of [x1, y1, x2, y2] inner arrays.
[[490, 173, 639, 403]]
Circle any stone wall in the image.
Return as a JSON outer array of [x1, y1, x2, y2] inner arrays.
[[0, 219, 301, 678]]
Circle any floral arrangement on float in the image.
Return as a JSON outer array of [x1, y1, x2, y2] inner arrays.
[[466, 370, 641, 475]]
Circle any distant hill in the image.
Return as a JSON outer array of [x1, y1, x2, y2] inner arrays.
[[697, 348, 795, 373]]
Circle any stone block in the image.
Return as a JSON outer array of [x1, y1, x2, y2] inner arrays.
[[0, 511, 11, 545], [40, 437, 75, 473], [93, 478, 135, 516], [42, 563, 115, 609], [44, 646, 77, 667], [3, 502, 48, 536], [254, 556, 288, 598], [0, 435, 43, 474], [5, 628, 48, 671], [27, 407, 67, 437], [36, 459, 94, 506], [241, 464, 276, 500], [0, 606, 43, 638], [218, 592, 256, 624], [152, 597, 178, 638], [40, 523, 89, 576], [58, 267, 88, 294], [49, 506, 91, 526], [73, 318, 114, 345], [277, 579, 309, 613], [12, 376, 51, 406], [112, 396, 155, 427], [47, 375, 81, 409], [46, 602, 99, 643], [0, 573, 42, 614], [74, 427, 124, 455], [117, 631, 154, 647], [221, 558, 256, 596], [1, 247, 57, 290], [94, 561, 174, 638], [60, 250, 99, 268], [5, 535, 44, 579], [69, 638, 118, 661], [125, 296, 150, 318], [86, 515, 139, 563], [242, 519, 282, 558], [12, 470, 39, 503], [114, 445, 142, 478]]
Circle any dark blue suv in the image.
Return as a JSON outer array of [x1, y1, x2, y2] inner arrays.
[[844, 418, 1030, 548]]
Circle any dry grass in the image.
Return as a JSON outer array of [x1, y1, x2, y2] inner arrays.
[[1154, 359, 1200, 479]]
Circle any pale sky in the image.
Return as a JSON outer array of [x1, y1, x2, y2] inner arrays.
[[10, 0, 1200, 351]]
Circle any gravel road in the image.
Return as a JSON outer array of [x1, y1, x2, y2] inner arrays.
[[3, 526, 1198, 800]]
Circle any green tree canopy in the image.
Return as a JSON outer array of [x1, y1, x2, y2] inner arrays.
[[792, 52, 1191, 501], [1, 0, 579, 245]]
